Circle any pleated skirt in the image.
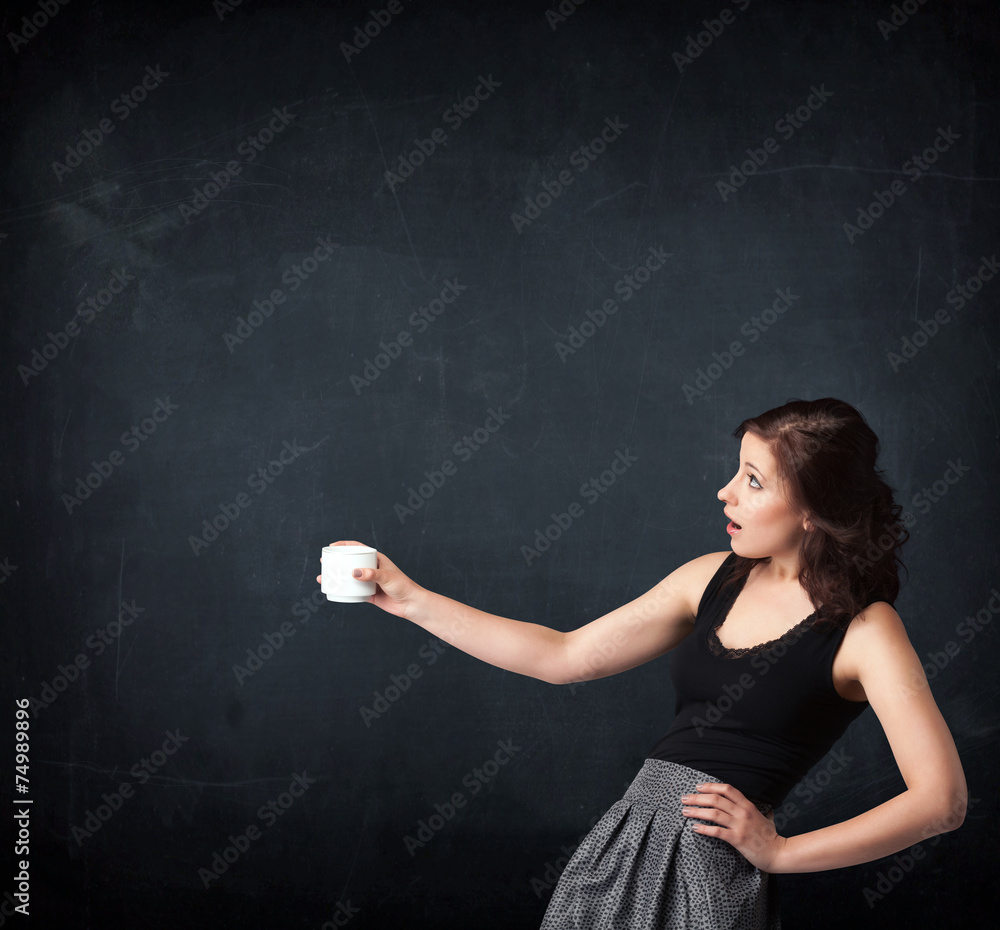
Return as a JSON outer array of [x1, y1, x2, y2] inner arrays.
[[539, 758, 781, 930]]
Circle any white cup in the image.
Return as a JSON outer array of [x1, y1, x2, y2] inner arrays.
[[321, 545, 377, 602]]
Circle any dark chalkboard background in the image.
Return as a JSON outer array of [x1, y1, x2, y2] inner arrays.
[[3, 0, 998, 926]]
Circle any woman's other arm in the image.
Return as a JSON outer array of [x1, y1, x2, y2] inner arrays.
[[768, 601, 969, 873], [681, 601, 968, 873]]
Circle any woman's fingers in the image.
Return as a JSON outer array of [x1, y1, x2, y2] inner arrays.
[[684, 783, 738, 806], [352, 552, 396, 585]]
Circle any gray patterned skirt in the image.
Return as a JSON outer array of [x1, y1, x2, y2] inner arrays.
[[539, 758, 781, 929]]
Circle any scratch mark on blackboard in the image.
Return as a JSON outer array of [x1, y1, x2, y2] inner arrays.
[[339, 808, 368, 903], [583, 182, 648, 214], [693, 164, 1000, 182], [115, 538, 124, 702], [349, 69, 424, 279], [56, 408, 72, 458]]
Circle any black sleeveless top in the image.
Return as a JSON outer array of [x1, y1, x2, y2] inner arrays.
[[647, 553, 870, 808]]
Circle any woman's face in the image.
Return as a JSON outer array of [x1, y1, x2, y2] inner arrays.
[[717, 431, 811, 562]]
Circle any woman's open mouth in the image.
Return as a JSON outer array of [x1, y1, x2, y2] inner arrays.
[[726, 520, 742, 535]]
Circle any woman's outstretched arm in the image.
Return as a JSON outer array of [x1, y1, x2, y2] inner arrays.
[[319, 541, 727, 685]]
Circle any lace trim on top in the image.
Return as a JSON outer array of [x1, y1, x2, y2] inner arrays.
[[708, 608, 819, 658]]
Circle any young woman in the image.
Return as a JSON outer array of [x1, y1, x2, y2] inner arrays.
[[319, 397, 967, 928]]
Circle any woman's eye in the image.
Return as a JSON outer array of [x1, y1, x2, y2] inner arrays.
[[748, 474, 762, 489]]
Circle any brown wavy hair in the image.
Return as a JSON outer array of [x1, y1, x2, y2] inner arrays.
[[720, 397, 909, 630]]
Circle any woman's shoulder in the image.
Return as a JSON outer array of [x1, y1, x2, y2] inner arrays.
[[682, 550, 735, 586], [676, 550, 735, 612], [844, 599, 903, 632], [694, 550, 735, 573], [837, 600, 907, 675]]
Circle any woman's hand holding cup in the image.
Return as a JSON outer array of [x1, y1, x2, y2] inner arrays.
[[316, 540, 423, 619]]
